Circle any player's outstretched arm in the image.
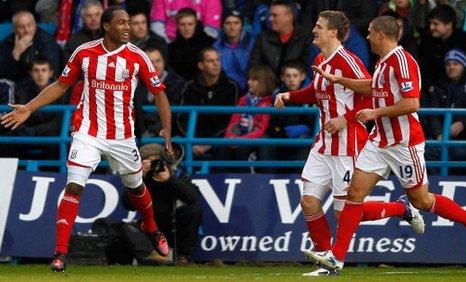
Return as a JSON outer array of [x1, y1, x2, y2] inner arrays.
[[312, 66, 372, 96], [154, 90, 173, 153], [356, 97, 420, 122], [1, 80, 69, 130]]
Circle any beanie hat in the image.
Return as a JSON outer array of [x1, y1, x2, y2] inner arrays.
[[222, 9, 242, 24], [444, 49, 466, 67]]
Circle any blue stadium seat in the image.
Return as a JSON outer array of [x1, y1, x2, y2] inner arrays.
[[0, 22, 56, 41]]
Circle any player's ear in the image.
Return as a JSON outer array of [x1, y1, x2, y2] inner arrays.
[[103, 22, 110, 32]]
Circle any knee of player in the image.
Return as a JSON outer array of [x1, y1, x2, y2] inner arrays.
[[408, 192, 435, 211], [65, 182, 84, 196], [300, 196, 323, 214]]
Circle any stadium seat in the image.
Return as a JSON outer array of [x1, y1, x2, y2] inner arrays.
[[0, 22, 56, 41]]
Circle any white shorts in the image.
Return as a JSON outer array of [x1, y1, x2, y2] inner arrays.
[[67, 132, 142, 175], [356, 141, 428, 189], [301, 149, 356, 198]]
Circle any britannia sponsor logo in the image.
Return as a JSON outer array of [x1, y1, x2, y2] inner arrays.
[[315, 92, 330, 100], [372, 89, 389, 98], [90, 79, 128, 91]]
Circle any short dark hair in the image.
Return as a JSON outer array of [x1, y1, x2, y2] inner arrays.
[[371, 15, 399, 40], [197, 46, 218, 63], [100, 5, 126, 33], [429, 4, 457, 27], [176, 7, 197, 22], [30, 58, 52, 70], [318, 10, 350, 42], [142, 44, 167, 63], [281, 60, 307, 74], [270, 0, 296, 18]]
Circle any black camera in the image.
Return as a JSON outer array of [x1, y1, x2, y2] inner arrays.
[[149, 143, 185, 175], [150, 158, 166, 174]]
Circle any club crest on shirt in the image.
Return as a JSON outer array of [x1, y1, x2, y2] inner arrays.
[[150, 76, 161, 87], [62, 66, 71, 77], [122, 69, 130, 79], [401, 81, 413, 92]]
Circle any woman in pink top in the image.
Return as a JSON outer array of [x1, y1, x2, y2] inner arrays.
[[150, 0, 222, 42]]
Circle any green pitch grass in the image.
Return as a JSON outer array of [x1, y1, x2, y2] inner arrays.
[[0, 264, 465, 282]]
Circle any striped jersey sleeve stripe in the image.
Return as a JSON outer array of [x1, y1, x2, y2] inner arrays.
[[395, 49, 409, 78], [69, 39, 102, 62], [339, 49, 365, 78]]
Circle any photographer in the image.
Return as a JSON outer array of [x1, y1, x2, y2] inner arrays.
[[122, 143, 203, 264]]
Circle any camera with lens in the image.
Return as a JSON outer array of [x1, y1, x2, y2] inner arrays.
[[148, 142, 185, 175]]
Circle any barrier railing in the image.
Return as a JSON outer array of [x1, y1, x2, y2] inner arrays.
[[0, 105, 465, 175]]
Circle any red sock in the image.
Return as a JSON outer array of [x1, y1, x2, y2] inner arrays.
[[332, 201, 363, 261], [305, 212, 331, 252], [55, 192, 81, 254], [430, 194, 466, 226], [128, 184, 158, 233], [361, 201, 405, 221]]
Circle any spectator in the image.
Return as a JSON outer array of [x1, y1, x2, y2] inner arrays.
[[422, 49, 466, 171], [0, 11, 62, 82], [261, 60, 313, 172], [150, 0, 222, 42], [177, 47, 239, 159], [418, 4, 466, 88], [129, 10, 168, 62], [63, 0, 103, 62], [213, 10, 254, 92], [0, 59, 61, 159], [120, 143, 203, 264], [249, 0, 312, 76], [168, 8, 215, 80], [134, 45, 185, 138], [219, 65, 275, 168]]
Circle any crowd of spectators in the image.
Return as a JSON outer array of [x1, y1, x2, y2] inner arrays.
[[0, 0, 465, 172]]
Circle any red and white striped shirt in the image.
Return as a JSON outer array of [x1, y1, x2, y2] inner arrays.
[[370, 46, 425, 147], [289, 45, 372, 156], [59, 39, 165, 140]]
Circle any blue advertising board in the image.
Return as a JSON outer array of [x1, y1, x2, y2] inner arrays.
[[0, 169, 465, 263]]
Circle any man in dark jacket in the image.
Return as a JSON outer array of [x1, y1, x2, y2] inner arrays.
[[129, 10, 168, 63], [168, 8, 215, 80], [63, 0, 103, 61], [422, 49, 466, 173], [121, 143, 203, 264], [249, 0, 313, 76], [134, 45, 185, 138], [418, 4, 466, 88], [0, 11, 62, 82], [177, 47, 239, 159]]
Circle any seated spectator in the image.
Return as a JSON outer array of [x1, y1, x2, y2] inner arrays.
[[150, 0, 222, 42], [176, 47, 239, 159], [249, 0, 312, 76], [219, 64, 275, 171], [63, 0, 103, 61], [168, 8, 215, 80], [120, 143, 203, 264], [260, 60, 313, 173], [422, 49, 466, 173], [0, 10, 62, 82], [213, 10, 254, 92], [0, 59, 62, 159], [129, 10, 168, 62], [418, 4, 466, 88], [134, 45, 185, 138]]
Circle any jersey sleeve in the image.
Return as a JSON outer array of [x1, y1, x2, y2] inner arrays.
[[393, 53, 421, 98], [58, 49, 82, 85], [288, 83, 316, 104], [341, 52, 371, 79], [138, 51, 166, 95]]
